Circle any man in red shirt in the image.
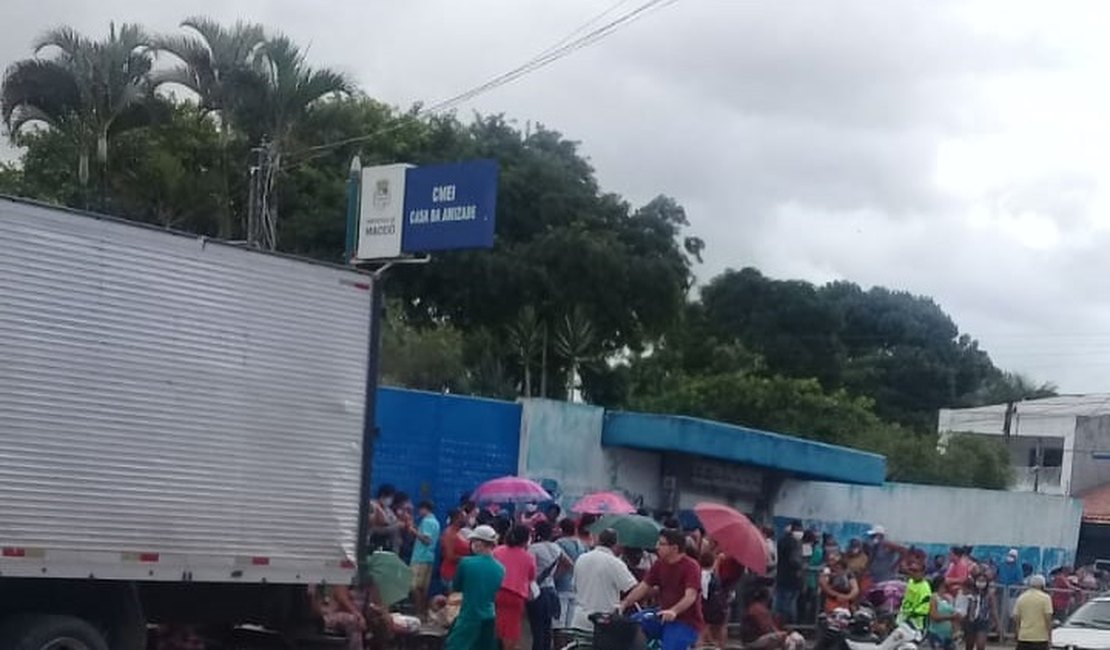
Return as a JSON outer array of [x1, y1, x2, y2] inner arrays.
[[621, 529, 704, 650]]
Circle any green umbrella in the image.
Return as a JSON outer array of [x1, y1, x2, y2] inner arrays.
[[588, 514, 662, 550], [365, 551, 413, 607]]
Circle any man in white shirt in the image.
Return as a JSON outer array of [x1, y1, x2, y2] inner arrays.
[[571, 528, 639, 631]]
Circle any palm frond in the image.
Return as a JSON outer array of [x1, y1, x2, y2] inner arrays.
[[33, 26, 88, 60], [1, 59, 81, 132]]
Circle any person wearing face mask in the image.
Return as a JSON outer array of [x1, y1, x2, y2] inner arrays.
[[460, 501, 479, 535], [519, 502, 546, 530], [368, 484, 401, 552], [962, 569, 997, 650], [863, 525, 906, 585], [774, 521, 806, 625]]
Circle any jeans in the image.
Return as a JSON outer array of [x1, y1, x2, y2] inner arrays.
[[660, 621, 700, 650], [557, 593, 576, 628], [774, 585, 799, 624], [527, 590, 556, 650]]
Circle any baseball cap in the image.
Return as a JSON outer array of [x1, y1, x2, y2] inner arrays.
[[468, 525, 499, 544], [1007, 548, 1019, 560], [867, 525, 886, 536]]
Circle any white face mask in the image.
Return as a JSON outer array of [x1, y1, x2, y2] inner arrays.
[[792, 530, 804, 541], [525, 504, 538, 514], [976, 580, 988, 589], [382, 497, 393, 507], [467, 516, 477, 527]]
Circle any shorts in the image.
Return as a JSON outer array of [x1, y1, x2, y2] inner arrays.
[[661, 621, 700, 650], [965, 619, 991, 635], [495, 589, 527, 642], [703, 597, 728, 625], [412, 563, 433, 591], [1016, 642, 1049, 650]]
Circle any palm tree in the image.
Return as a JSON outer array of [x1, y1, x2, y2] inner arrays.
[[152, 18, 265, 238], [507, 306, 546, 397], [152, 17, 265, 117], [154, 22, 349, 248], [234, 35, 351, 249], [1, 23, 154, 208], [553, 307, 598, 403]]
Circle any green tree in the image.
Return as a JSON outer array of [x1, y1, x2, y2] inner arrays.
[[1, 23, 156, 208], [388, 118, 699, 385], [152, 17, 266, 238], [964, 371, 1057, 406], [0, 161, 24, 195], [506, 306, 545, 397], [697, 268, 1002, 431], [380, 300, 468, 393]]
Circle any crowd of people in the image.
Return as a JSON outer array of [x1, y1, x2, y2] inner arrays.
[[762, 520, 1103, 650], [311, 487, 1099, 650], [359, 487, 812, 650]]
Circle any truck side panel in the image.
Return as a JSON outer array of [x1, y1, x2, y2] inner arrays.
[[0, 199, 368, 584]]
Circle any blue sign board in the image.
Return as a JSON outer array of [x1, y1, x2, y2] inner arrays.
[[400, 159, 499, 253]]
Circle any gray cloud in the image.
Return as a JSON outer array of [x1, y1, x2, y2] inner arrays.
[[2, 0, 1107, 391]]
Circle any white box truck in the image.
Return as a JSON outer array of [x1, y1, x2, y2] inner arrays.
[[0, 195, 375, 649]]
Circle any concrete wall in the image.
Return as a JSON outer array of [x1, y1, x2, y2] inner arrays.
[[372, 387, 522, 515], [1072, 415, 1110, 496], [774, 480, 1082, 571], [940, 407, 1078, 495], [517, 399, 660, 509]]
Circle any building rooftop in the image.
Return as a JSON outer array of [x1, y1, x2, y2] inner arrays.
[[939, 394, 1110, 435], [602, 411, 887, 486]]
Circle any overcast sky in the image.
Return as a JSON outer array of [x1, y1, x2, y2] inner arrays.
[[6, 0, 1110, 394]]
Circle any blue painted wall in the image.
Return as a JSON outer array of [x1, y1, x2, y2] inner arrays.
[[372, 387, 522, 515], [603, 411, 886, 486]]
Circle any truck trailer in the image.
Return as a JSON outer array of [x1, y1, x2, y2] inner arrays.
[[0, 196, 374, 649]]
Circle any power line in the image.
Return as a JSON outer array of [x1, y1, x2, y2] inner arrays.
[[283, 0, 680, 169]]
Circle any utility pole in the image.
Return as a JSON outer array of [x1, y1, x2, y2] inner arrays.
[[246, 140, 277, 250], [1034, 436, 1043, 493], [246, 143, 265, 247]]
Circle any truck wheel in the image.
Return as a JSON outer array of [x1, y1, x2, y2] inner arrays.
[[0, 615, 109, 650]]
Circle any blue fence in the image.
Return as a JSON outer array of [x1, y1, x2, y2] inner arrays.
[[372, 388, 522, 516]]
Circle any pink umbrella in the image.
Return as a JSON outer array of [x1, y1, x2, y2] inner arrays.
[[470, 476, 552, 504], [694, 502, 768, 575], [571, 492, 637, 515]]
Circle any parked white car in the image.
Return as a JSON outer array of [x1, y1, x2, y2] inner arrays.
[[1053, 597, 1110, 650]]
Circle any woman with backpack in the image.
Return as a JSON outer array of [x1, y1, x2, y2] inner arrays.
[[529, 521, 573, 650]]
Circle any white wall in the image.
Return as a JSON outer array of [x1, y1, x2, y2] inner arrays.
[[517, 399, 660, 509], [774, 480, 1082, 570]]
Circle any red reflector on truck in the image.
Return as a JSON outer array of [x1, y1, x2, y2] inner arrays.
[[2, 547, 26, 557], [340, 559, 355, 569], [138, 553, 160, 563], [251, 557, 270, 566]]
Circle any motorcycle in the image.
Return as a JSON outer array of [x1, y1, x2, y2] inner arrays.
[[816, 607, 924, 650]]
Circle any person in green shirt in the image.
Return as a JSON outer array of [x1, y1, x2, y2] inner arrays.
[[445, 525, 506, 650], [874, 555, 932, 650], [899, 554, 934, 630]]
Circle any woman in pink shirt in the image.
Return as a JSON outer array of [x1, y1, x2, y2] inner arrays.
[[945, 546, 973, 591], [493, 525, 536, 650]]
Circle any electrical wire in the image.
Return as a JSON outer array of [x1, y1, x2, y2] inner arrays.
[[282, 0, 681, 169]]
